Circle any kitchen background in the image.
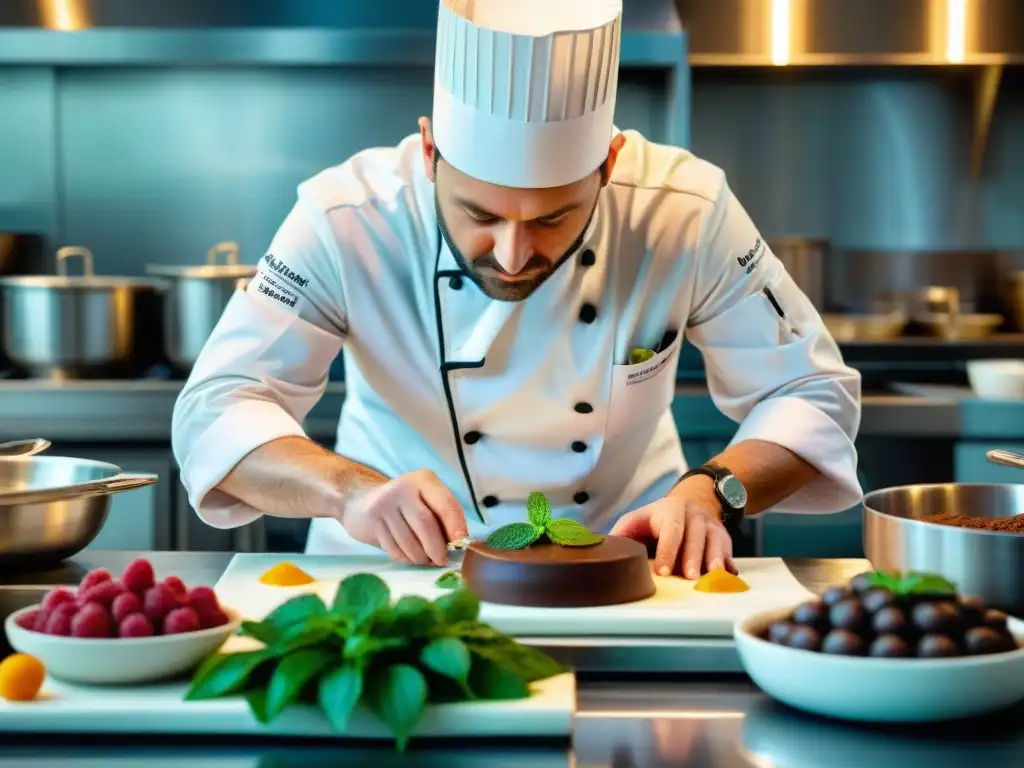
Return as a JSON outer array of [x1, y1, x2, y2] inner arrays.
[[0, 0, 1022, 559]]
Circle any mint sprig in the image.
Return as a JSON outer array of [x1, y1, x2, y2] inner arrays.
[[484, 491, 604, 550], [434, 570, 461, 590], [184, 573, 567, 751], [864, 570, 957, 597]]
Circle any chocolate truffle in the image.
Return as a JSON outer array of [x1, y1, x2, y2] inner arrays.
[[460, 535, 656, 608]]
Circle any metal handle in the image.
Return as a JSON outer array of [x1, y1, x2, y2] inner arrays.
[[987, 450, 1024, 469], [0, 439, 51, 458], [206, 241, 241, 267], [0, 473, 158, 506], [55, 246, 95, 277]]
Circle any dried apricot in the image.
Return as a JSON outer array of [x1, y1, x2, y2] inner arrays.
[[694, 568, 750, 593], [0, 653, 45, 702]]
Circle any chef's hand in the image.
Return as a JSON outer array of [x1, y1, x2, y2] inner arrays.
[[340, 470, 468, 567], [609, 492, 737, 580]]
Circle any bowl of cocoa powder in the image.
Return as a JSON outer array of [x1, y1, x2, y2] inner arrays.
[[863, 483, 1024, 615]]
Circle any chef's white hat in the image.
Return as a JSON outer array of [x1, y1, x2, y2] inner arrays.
[[432, 0, 623, 189]]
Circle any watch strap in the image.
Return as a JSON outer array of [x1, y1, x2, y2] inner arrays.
[[679, 463, 745, 534]]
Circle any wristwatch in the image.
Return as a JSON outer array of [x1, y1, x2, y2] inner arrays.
[[679, 462, 747, 534]]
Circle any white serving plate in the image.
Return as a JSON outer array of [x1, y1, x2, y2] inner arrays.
[[4, 606, 242, 685], [735, 606, 1024, 723]]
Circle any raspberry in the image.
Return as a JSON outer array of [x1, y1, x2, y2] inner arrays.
[[79, 568, 112, 593], [16, 609, 43, 631], [187, 586, 219, 613], [70, 602, 113, 638], [121, 558, 155, 594], [118, 613, 154, 638], [197, 607, 230, 629], [163, 607, 200, 635], [78, 579, 126, 608], [143, 583, 180, 624], [111, 592, 143, 624], [164, 576, 188, 600], [31, 609, 52, 632], [41, 588, 76, 612], [44, 603, 78, 636]]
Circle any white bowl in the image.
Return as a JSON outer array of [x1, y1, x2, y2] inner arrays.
[[4, 605, 242, 685], [967, 359, 1024, 400], [735, 606, 1024, 723]]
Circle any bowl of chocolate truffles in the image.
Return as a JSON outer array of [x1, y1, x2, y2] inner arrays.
[[734, 570, 1024, 723]]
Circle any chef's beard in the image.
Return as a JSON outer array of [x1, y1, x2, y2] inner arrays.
[[434, 190, 597, 303]]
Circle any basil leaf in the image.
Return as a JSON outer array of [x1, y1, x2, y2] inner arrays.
[[245, 687, 271, 724], [240, 619, 282, 646], [434, 570, 461, 590], [486, 522, 541, 550], [433, 588, 480, 625], [265, 594, 327, 632], [364, 664, 428, 751], [185, 651, 268, 700], [265, 649, 334, 720], [420, 637, 471, 689], [468, 656, 530, 700], [333, 573, 391, 625], [318, 664, 363, 733], [526, 491, 552, 528], [545, 518, 604, 547], [383, 595, 438, 636], [465, 638, 567, 683]]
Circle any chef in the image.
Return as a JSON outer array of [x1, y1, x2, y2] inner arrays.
[[172, 0, 862, 580]]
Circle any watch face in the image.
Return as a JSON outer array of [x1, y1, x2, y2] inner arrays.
[[719, 475, 747, 509]]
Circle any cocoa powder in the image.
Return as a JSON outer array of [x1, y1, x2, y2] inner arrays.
[[921, 512, 1024, 533]]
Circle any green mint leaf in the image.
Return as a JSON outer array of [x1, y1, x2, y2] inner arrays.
[[434, 570, 461, 589], [318, 664, 363, 733], [378, 595, 438, 637], [245, 687, 271, 724], [333, 573, 391, 625], [545, 517, 604, 547], [449, 620, 505, 643], [265, 649, 334, 720], [364, 664, 427, 752], [420, 637, 472, 689], [863, 571, 902, 592], [629, 348, 655, 365], [526, 491, 552, 527], [486, 521, 541, 550], [264, 594, 327, 633], [465, 639, 568, 683], [433, 588, 480, 625], [468, 656, 530, 701], [901, 572, 957, 596], [185, 651, 269, 700]]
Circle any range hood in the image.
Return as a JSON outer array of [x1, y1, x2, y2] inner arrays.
[[678, 0, 1024, 66]]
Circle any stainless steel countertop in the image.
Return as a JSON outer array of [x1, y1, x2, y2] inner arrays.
[[2, 552, 1021, 765], [0, 380, 969, 442]]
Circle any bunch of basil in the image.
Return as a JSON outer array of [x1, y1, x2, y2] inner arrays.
[[185, 573, 567, 750]]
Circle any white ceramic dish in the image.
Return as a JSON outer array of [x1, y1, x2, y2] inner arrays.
[[735, 606, 1024, 723], [5, 605, 241, 685], [967, 359, 1024, 400]]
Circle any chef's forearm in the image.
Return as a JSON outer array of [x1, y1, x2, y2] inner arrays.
[[671, 439, 819, 517], [216, 436, 388, 520]]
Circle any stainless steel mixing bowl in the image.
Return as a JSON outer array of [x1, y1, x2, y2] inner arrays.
[[862, 483, 1024, 613], [0, 456, 156, 568]]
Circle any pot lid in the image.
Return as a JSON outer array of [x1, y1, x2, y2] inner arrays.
[[145, 241, 258, 278], [0, 246, 163, 290]]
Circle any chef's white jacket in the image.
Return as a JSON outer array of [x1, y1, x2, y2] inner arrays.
[[171, 130, 862, 555]]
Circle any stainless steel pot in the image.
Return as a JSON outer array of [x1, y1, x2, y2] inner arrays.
[[0, 456, 157, 568], [767, 238, 828, 310], [146, 241, 256, 369], [862, 483, 1024, 613], [0, 246, 165, 379]]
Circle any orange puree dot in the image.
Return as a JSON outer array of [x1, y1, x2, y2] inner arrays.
[[693, 568, 749, 593], [259, 562, 315, 587]]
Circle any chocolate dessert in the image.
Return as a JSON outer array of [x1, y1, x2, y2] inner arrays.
[[461, 535, 656, 608]]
